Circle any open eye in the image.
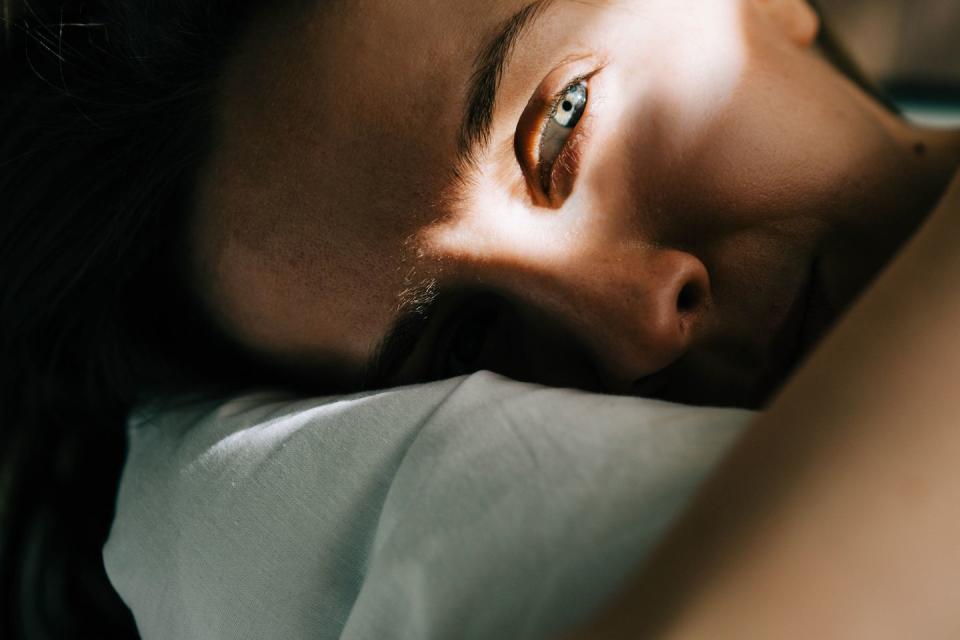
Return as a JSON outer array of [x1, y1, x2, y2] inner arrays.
[[514, 63, 601, 207], [538, 79, 588, 193]]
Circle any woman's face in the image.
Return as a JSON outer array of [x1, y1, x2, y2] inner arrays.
[[191, 0, 960, 406]]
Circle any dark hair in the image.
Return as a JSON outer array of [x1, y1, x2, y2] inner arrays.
[[0, 1, 291, 637], [0, 1, 897, 637]]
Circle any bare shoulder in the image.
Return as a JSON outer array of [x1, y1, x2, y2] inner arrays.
[[923, 168, 960, 238], [940, 168, 960, 212]]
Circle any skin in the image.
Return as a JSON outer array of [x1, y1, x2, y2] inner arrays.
[[190, 0, 960, 409], [565, 158, 960, 640], [186, 2, 960, 635]]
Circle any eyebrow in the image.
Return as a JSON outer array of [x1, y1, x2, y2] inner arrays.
[[456, 0, 555, 173]]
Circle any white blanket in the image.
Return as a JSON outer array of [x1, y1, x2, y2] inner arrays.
[[104, 371, 752, 639]]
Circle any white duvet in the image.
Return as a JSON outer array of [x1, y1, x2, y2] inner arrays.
[[104, 371, 752, 639]]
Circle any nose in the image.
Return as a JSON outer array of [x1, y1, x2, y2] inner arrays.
[[637, 248, 710, 352], [496, 245, 712, 393], [588, 247, 711, 392]]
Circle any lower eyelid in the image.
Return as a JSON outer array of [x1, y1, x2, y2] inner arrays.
[[543, 109, 593, 205]]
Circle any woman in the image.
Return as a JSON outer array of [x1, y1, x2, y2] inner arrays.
[[185, 0, 958, 408], [2, 0, 958, 637]]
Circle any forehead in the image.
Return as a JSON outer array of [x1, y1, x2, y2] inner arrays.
[[206, 0, 489, 242], [192, 0, 535, 373]]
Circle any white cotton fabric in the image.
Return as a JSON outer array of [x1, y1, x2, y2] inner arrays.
[[103, 371, 752, 639]]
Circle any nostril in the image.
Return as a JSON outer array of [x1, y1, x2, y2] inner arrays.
[[677, 282, 700, 313]]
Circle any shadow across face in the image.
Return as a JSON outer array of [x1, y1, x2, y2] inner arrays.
[[190, 0, 960, 408]]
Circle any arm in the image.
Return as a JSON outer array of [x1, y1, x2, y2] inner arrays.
[[567, 170, 960, 639]]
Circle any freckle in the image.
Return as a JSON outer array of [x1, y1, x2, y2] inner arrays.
[[914, 141, 927, 157]]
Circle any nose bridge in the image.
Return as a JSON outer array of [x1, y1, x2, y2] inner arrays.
[[500, 241, 712, 389]]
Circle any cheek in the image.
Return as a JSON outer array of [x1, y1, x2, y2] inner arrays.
[[600, 0, 897, 231], [620, 0, 748, 138], [586, 4, 754, 222], [693, 79, 881, 228], [620, 56, 881, 234]]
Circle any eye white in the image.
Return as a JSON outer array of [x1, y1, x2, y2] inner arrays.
[[551, 81, 587, 128], [539, 80, 588, 184]]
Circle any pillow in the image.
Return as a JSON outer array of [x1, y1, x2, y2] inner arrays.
[[104, 371, 752, 639]]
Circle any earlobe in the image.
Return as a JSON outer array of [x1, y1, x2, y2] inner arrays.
[[754, 0, 821, 48]]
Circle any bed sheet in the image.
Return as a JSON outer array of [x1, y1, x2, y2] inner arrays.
[[104, 371, 751, 639]]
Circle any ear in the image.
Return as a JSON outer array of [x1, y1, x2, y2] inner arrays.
[[753, 0, 821, 48]]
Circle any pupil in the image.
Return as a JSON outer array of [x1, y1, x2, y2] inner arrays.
[[562, 100, 573, 112]]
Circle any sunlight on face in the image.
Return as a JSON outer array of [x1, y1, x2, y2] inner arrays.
[[428, 0, 749, 267], [643, 1, 747, 138], [191, 0, 960, 405]]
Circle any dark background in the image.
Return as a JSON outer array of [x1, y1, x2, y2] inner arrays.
[[822, 0, 960, 86]]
